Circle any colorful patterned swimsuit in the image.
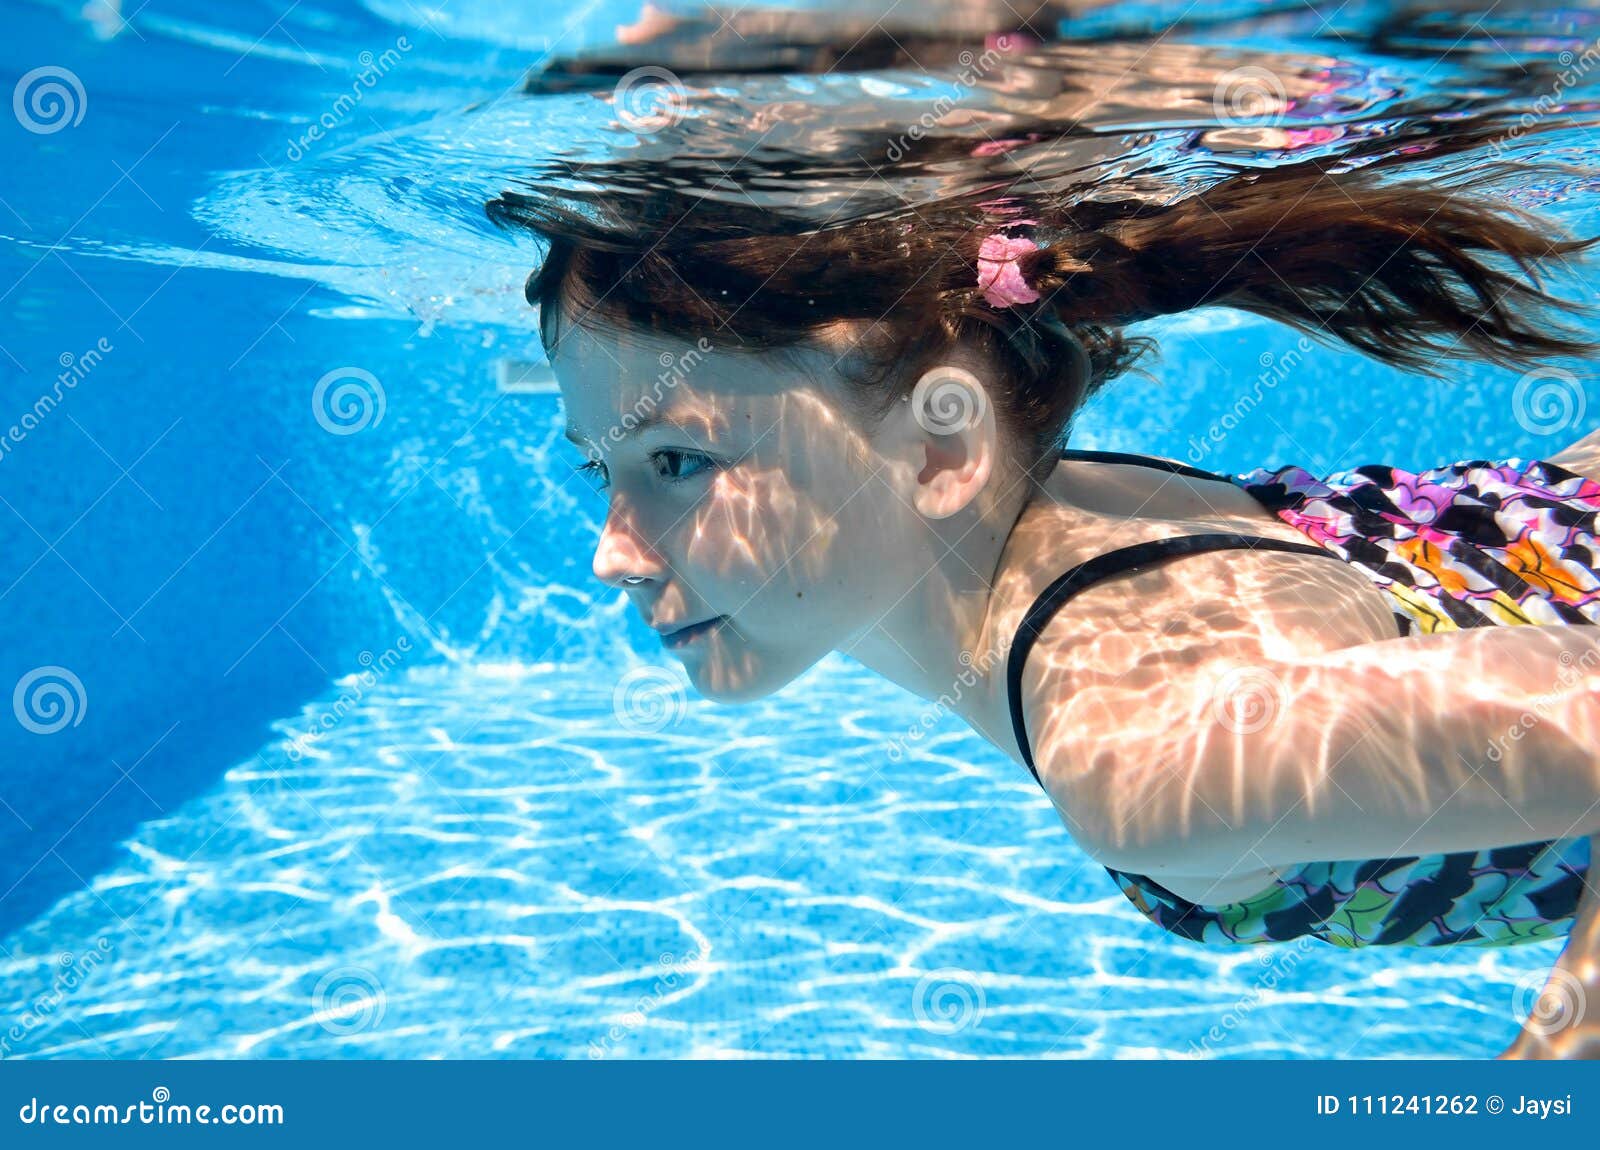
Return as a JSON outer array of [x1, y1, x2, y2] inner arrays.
[[1006, 447, 1600, 948]]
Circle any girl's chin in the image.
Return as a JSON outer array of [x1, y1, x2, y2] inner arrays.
[[687, 652, 825, 705]]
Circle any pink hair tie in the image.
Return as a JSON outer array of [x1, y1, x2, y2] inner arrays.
[[985, 31, 1040, 53], [972, 137, 1028, 158], [976, 232, 1041, 309]]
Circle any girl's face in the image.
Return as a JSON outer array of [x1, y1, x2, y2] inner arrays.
[[551, 316, 911, 702]]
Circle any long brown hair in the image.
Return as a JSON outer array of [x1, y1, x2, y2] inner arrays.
[[487, 129, 1600, 484]]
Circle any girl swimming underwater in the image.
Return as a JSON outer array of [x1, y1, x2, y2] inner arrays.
[[488, 138, 1600, 1056]]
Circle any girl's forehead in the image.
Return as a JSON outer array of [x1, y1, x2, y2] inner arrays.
[[555, 320, 843, 419]]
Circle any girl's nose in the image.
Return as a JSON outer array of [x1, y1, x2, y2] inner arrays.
[[592, 501, 666, 589]]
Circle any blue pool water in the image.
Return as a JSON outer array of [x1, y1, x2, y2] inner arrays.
[[2, 0, 1598, 1058]]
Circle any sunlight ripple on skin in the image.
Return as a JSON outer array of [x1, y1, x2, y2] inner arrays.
[[1027, 605, 1600, 874], [552, 313, 1022, 712]]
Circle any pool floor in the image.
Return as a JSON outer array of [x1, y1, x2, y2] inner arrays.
[[0, 658, 1559, 1058]]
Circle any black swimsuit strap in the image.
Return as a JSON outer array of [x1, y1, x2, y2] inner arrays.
[[1004, 532, 1351, 788], [1058, 446, 1231, 484]]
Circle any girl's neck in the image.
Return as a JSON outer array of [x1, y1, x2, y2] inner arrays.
[[835, 473, 1060, 767], [837, 454, 1306, 770]]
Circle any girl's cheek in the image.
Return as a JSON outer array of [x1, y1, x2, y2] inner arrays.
[[709, 467, 807, 575]]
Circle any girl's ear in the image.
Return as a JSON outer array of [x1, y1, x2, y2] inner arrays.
[[892, 365, 1001, 521]]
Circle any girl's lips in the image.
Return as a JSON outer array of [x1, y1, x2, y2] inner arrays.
[[662, 616, 724, 648]]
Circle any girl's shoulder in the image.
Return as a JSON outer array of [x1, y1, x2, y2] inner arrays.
[[1017, 454, 1404, 657], [999, 458, 1402, 837]]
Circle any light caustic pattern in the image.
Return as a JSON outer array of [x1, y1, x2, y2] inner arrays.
[[0, 662, 1566, 1059]]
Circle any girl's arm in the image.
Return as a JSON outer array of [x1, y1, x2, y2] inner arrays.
[[1052, 623, 1600, 876]]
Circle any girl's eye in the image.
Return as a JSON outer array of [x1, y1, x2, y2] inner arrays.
[[573, 458, 610, 492], [652, 448, 713, 483], [571, 449, 714, 493]]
